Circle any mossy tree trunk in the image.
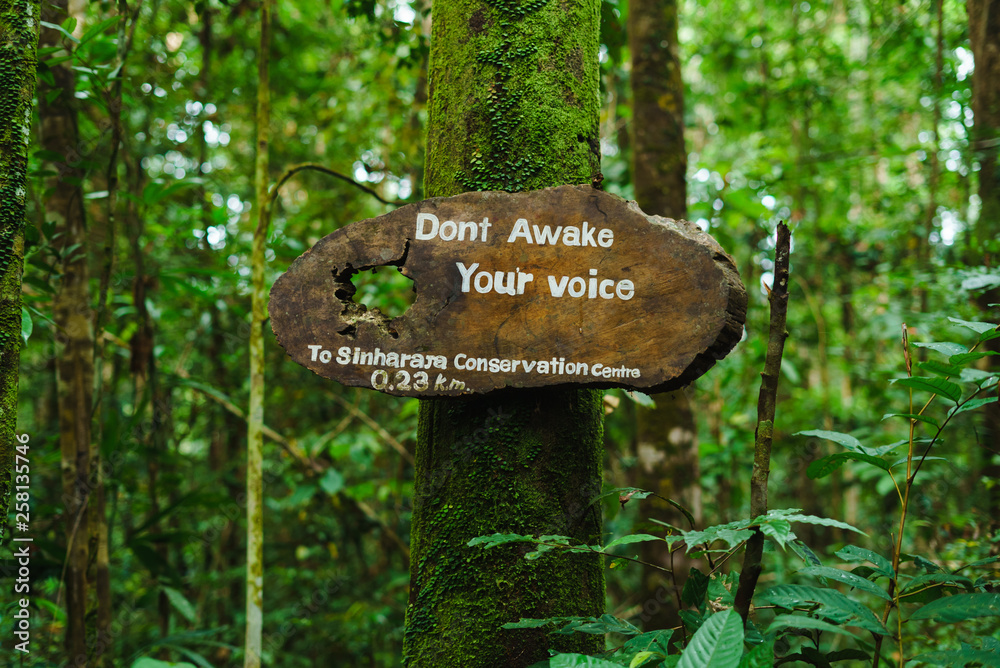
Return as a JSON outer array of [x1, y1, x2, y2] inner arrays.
[[628, 0, 700, 632], [0, 0, 39, 544], [403, 0, 606, 664]]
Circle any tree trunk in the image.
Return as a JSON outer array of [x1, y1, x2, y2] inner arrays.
[[404, 0, 605, 664], [628, 0, 700, 632], [39, 1, 96, 663], [966, 0, 1000, 527], [0, 0, 40, 544]]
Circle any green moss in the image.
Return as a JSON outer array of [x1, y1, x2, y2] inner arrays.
[[0, 0, 40, 544], [405, 391, 605, 666], [423, 0, 601, 198]]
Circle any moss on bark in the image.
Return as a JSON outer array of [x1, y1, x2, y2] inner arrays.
[[0, 0, 40, 543], [404, 0, 606, 664]]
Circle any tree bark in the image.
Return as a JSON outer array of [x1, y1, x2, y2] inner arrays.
[[0, 0, 40, 544], [245, 0, 270, 665], [39, 1, 95, 663], [966, 0, 1000, 527], [404, 0, 605, 664], [628, 0, 699, 632]]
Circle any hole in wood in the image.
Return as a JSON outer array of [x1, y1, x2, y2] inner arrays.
[[350, 265, 415, 317]]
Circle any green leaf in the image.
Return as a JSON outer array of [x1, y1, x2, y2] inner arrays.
[[807, 452, 889, 479], [892, 376, 962, 403], [319, 468, 344, 495], [549, 655, 624, 668], [951, 396, 999, 416], [676, 609, 744, 668], [554, 615, 642, 636], [161, 586, 197, 623], [79, 15, 120, 46], [20, 307, 32, 345], [682, 568, 710, 609], [603, 534, 663, 551], [892, 376, 963, 403], [131, 658, 197, 668], [881, 413, 940, 428], [622, 629, 674, 655], [949, 351, 999, 365], [911, 341, 968, 356], [766, 614, 861, 641], [954, 556, 1000, 573], [900, 572, 974, 596], [789, 540, 823, 567], [738, 638, 775, 668], [758, 585, 886, 634], [630, 651, 662, 668], [467, 533, 532, 549], [794, 430, 863, 451], [40, 20, 80, 42], [835, 545, 895, 577], [910, 647, 1000, 667], [798, 566, 892, 601], [948, 317, 997, 334], [917, 360, 964, 377], [758, 518, 794, 548], [766, 512, 866, 536], [908, 593, 1000, 623]]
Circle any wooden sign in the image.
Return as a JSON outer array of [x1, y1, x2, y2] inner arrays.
[[269, 185, 747, 397]]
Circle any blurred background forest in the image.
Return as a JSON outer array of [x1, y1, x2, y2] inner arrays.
[[3, 0, 999, 665]]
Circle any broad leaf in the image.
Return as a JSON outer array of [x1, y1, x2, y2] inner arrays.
[[681, 568, 710, 609], [676, 609, 744, 668], [758, 585, 885, 634], [948, 317, 997, 334], [900, 572, 974, 596], [950, 351, 999, 365], [952, 396, 1000, 416], [911, 341, 968, 356], [908, 593, 1000, 623], [603, 534, 664, 552], [807, 452, 889, 479], [630, 651, 663, 668], [794, 430, 863, 451], [766, 614, 861, 641], [161, 586, 197, 623], [737, 638, 775, 668], [767, 512, 866, 536], [881, 413, 940, 428], [910, 648, 1000, 667], [798, 566, 892, 601], [467, 533, 532, 548], [835, 545, 894, 577], [892, 376, 963, 404]]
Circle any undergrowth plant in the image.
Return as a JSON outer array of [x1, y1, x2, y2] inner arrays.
[[470, 316, 1000, 667]]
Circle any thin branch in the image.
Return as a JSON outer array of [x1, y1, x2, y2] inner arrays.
[[326, 391, 415, 465], [733, 222, 791, 624]]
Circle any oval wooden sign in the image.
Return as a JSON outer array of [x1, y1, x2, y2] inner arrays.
[[269, 185, 747, 397]]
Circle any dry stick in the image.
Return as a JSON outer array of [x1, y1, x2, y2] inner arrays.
[[733, 222, 791, 624]]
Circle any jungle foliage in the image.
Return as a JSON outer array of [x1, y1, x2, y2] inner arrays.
[[1, 0, 998, 666]]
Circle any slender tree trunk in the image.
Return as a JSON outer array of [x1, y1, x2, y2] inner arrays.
[[966, 0, 1000, 526], [0, 0, 40, 543], [245, 0, 270, 665], [628, 0, 700, 632], [404, 0, 605, 664], [39, 1, 96, 663]]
